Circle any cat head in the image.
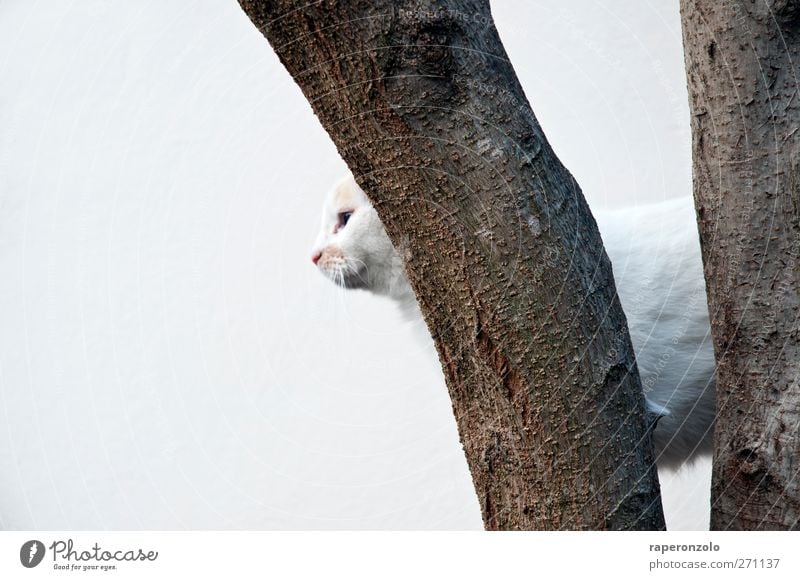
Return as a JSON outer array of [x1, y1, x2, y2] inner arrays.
[[310, 174, 410, 300]]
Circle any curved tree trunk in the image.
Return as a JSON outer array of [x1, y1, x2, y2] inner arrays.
[[239, 0, 664, 530], [681, 0, 800, 530]]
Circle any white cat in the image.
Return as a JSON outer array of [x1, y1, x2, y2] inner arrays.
[[311, 174, 716, 469]]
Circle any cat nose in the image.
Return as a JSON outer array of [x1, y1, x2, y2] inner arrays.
[[311, 250, 322, 265]]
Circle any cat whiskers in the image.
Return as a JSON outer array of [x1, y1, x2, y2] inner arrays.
[[324, 262, 352, 320], [344, 256, 369, 286], [333, 263, 346, 288]]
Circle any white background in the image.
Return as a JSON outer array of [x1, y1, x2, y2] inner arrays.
[[0, 0, 710, 530]]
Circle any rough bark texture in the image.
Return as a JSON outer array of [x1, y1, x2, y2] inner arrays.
[[681, 0, 800, 530], [240, 0, 664, 529]]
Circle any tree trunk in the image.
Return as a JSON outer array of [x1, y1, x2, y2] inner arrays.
[[239, 0, 664, 530], [681, 0, 800, 530]]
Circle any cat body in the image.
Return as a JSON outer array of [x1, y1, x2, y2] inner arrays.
[[311, 174, 715, 468]]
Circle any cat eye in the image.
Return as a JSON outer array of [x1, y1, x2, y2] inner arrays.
[[337, 211, 353, 230]]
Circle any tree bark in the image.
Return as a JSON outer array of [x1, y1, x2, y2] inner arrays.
[[239, 0, 664, 530], [681, 0, 800, 530]]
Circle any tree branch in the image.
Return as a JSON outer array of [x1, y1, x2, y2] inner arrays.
[[240, 0, 665, 530]]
